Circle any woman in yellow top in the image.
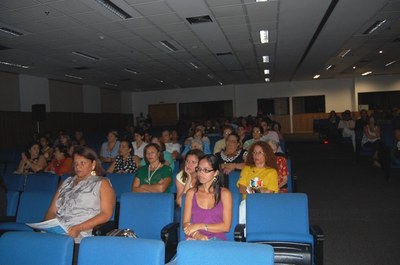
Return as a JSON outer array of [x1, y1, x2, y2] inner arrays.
[[237, 141, 278, 224]]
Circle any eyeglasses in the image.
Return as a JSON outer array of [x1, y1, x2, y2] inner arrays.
[[252, 151, 264, 156], [195, 167, 215, 173], [253, 130, 261, 134]]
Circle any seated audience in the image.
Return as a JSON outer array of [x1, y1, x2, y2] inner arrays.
[[72, 130, 86, 146], [362, 115, 382, 167], [39, 135, 53, 163], [237, 141, 278, 224], [355, 109, 369, 131], [237, 124, 250, 147], [132, 143, 172, 193], [141, 136, 175, 171], [16, 141, 47, 174], [176, 149, 205, 207], [59, 132, 74, 156], [132, 128, 148, 160], [45, 144, 73, 176], [260, 119, 282, 152], [213, 125, 234, 154], [243, 125, 264, 150], [267, 140, 288, 193], [99, 130, 120, 163], [215, 133, 246, 187], [183, 154, 232, 240], [182, 129, 211, 157], [162, 129, 181, 160], [393, 129, 400, 164], [171, 130, 180, 145], [0, 175, 6, 216], [107, 140, 138, 174], [338, 110, 356, 151], [45, 146, 115, 241], [271, 121, 284, 141]]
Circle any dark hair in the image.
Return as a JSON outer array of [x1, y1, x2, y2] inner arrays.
[[72, 146, 105, 177], [252, 125, 264, 135], [194, 154, 222, 207], [24, 141, 42, 159], [120, 140, 133, 155], [182, 149, 205, 183], [226, 132, 240, 143], [55, 144, 69, 158], [134, 128, 145, 137], [143, 143, 165, 164], [108, 130, 119, 139], [246, 141, 277, 170]]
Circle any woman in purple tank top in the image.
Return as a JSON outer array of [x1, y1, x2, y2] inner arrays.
[[183, 154, 232, 240]]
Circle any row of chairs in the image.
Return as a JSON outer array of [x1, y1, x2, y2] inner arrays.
[[0, 232, 275, 265]]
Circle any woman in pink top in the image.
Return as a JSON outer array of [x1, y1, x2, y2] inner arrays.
[[182, 154, 232, 240]]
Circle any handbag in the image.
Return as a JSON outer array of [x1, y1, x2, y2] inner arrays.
[[106, 228, 138, 238]]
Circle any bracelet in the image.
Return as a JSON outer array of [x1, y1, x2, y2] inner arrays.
[[204, 224, 208, 232]]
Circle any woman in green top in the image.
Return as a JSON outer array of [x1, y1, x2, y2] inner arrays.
[[132, 143, 172, 193]]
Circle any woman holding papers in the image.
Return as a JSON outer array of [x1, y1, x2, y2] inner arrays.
[[45, 146, 115, 241]]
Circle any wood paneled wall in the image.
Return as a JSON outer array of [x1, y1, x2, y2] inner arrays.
[[0, 111, 133, 148]]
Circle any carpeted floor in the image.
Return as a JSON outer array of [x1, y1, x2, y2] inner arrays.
[[286, 135, 400, 265]]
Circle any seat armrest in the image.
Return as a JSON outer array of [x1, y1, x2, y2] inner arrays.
[[161, 222, 179, 263], [310, 224, 324, 265], [92, 221, 116, 236], [234, 224, 246, 242], [0, 216, 16, 223]]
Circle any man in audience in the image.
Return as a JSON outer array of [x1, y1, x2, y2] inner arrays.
[[162, 129, 181, 160]]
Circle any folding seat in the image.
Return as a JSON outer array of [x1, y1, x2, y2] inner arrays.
[[227, 170, 241, 194], [6, 191, 19, 216], [177, 240, 274, 265], [106, 173, 134, 201], [3, 173, 25, 192], [0, 231, 74, 265], [235, 193, 324, 265], [24, 172, 59, 192], [78, 236, 165, 265]]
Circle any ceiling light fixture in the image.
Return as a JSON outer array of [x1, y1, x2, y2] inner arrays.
[[338, 49, 351, 58], [313, 75, 320, 79], [265, 78, 270, 82], [72, 51, 99, 61], [256, 0, 268, 2], [326, 64, 334, 70], [95, 0, 132, 19], [154, 78, 164, 83], [123, 68, 139, 74], [218, 81, 223, 85], [0, 60, 29, 69], [379, 50, 383, 54], [159, 41, 178, 52], [352, 66, 357, 69], [189, 62, 199, 69], [0, 27, 23, 36], [65, 74, 83, 80], [264, 69, 270, 75], [361, 71, 372, 76], [105, 82, 118, 86], [262, 55, 270, 63], [385, 60, 396, 67], [260, 30, 269, 44], [363, 19, 386, 34], [207, 74, 215, 79]]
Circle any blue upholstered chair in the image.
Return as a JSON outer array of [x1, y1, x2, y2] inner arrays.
[[177, 240, 274, 265], [0, 231, 74, 265], [106, 173, 134, 201], [6, 191, 19, 216], [3, 173, 25, 192], [228, 170, 241, 194], [235, 193, 324, 265], [0, 191, 54, 233], [24, 172, 59, 192], [119, 192, 178, 262], [78, 237, 165, 265]]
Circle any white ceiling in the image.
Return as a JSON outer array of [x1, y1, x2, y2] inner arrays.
[[0, 0, 400, 92]]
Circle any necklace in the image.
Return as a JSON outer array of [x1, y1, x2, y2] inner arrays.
[[220, 149, 241, 162], [147, 162, 161, 184]]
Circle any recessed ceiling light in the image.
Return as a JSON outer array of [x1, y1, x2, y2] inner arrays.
[[154, 79, 164, 83], [338, 49, 351, 58], [256, 0, 268, 2], [379, 50, 383, 54], [385, 60, 396, 67], [218, 81, 223, 86], [0, 27, 23, 36], [189, 62, 199, 69], [326, 64, 334, 70], [265, 78, 270, 82], [264, 69, 270, 75], [65, 74, 83, 80], [361, 71, 372, 76], [363, 20, 386, 34], [0, 60, 29, 69], [123, 68, 139, 74], [260, 30, 269, 44], [207, 74, 215, 79], [313, 75, 320, 79], [95, 0, 132, 19], [105, 82, 118, 86], [72, 51, 99, 61], [262, 55, 269, 63], [159, 41, 178, 52], [352, 66, 357, 69]]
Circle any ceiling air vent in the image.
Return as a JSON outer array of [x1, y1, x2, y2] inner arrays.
[[216, 52, 233, 56], [186, 15, 213, 24]]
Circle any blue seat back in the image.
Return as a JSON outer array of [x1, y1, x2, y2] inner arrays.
[[177, 240, 274, 265], [6, 191, 20, 216], [78, 237, 165, 265], [287, 159, 293, 192], [106, 173, 134, 200], [179, 192, 241, 241], [119, 193, 174, 239], [228, 170, 241, 194], [246, 193, 310, 242], [0, 232, 74, 265], [25, 172, 59, 192], [17, 191, 54, 223], [3, 173, 25, 191]]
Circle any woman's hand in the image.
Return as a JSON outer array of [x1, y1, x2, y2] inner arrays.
[[67, 225, 82, 238], [191, 231, 208, 240], [222, 163, 235, 175], [183, 223, 202, 236]]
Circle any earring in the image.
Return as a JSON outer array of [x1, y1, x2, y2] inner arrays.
[[91, 167, 96, 176], [213, 177, 217, 182]]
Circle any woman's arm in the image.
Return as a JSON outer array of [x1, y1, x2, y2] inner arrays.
[[67, 179, 116, 238], [29, 155, 47, 173], [16, 153, 27, 173], [106, 161, 116, 174], [140, 177, 172, 193], [176, 172, 191, 207], [182, 189, 195, 237], [45, 189, 60, 220], [131, 177, 148, 192]]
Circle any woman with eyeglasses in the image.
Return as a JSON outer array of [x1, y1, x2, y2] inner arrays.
[[237, 141, 278, 224], [182, 154, 232, 240], [131, 143, 172, 193], [242, 125, 265, 150]]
